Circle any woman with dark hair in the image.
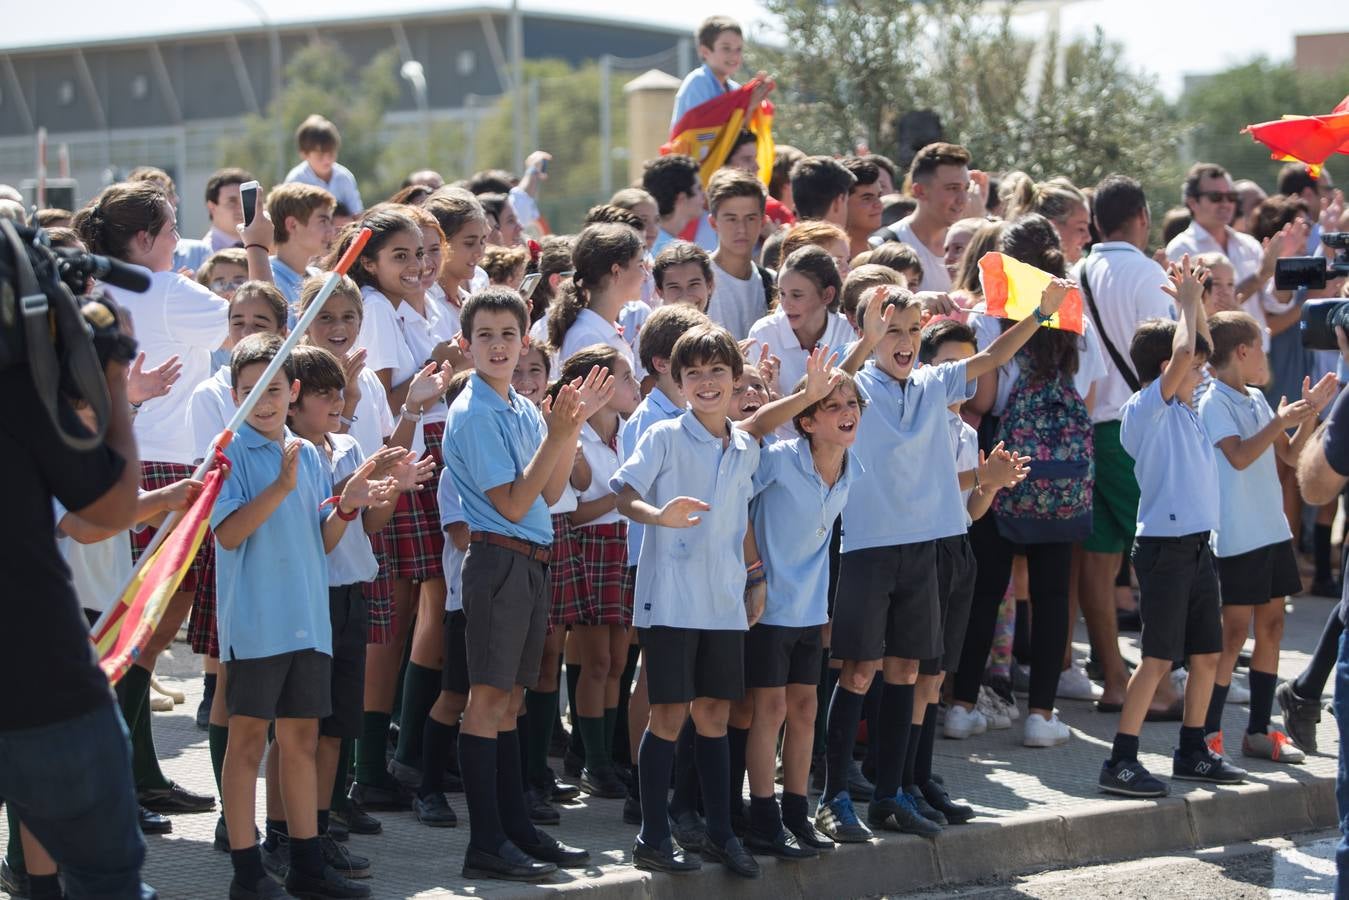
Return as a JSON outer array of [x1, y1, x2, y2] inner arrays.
[[952, 214, 1107, 749]]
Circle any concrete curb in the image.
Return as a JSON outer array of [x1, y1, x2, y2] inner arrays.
[[514, 773, 1336, 898]]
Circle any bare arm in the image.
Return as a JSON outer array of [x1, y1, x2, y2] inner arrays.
[[966, 279, 1072, 383], [72, 359, 140, 530], [1298, 424, 1349, 505]]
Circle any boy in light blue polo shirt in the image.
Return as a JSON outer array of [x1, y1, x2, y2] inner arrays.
[[612, 326, 839, 878], [212, 333, 391, 900], [1197, 311, 1333, 765], [820, 279, 1070, 843], [672, 17, 743, 127], [743, 373, 864, 859], [284, 115, 363, 215], [441, 287, 598, 882], [1100, 258, 1247, 799]]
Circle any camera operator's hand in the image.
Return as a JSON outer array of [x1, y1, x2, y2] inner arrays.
[[1321, 190, 1345, 236], [1260, 220, 1311, 281], [127, 352, 181, 406]]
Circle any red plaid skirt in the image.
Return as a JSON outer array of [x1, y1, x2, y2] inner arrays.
[[364, 421, 446, 642], [574, 522, 633, 627], [548, 513, 587, 628]]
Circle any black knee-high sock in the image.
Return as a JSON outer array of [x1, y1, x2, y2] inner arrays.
[[329, 738, 352, 812], [612, 644, 640, 767], [565, 662, 584, 758], [695, 733, 733, 846], [1013, 600, 1032, 664], [638, 731, 676, 846], [862, 674, 882, 776], [901, 707, 923, 790], [815, 657, 838, 758], [459, 732, 505, 852], [516, 713, 531, 787], [1315, 523, 1334, 582], [727, 725, 749, 818], [523, 689, 558, 786], [393, 663, 441, 766], [874, 682, 914, 800], [822, 686, 866, 802], [913, 703, 939, 786], [419, 717, 456, 797], [496, 730, 539, 846], [1248, 669, 1277, 735], [669, 717, 700, 817], [1204, 682, 1230, 736], [1294, 609, 1343, 700]]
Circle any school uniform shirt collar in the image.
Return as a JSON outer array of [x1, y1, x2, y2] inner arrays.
[[468, 371, 528, 414], [678, 411, 753, 451], [1181, 221, 1231, 254], [575, 307, 621, 339], [237, 421, 294, 450], [788, 437, 862, 491], [648, 386, 684, 417]]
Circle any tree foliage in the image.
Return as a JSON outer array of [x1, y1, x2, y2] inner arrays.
[[754, 1, 1181, 223]]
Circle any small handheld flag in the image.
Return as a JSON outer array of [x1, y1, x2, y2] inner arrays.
[[1243, 95, 1349, 178], [979, 252, 1084, 334]]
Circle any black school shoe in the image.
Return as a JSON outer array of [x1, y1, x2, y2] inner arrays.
[[139, 805, 172, 834], [701, 835, 761, 879], [331, 799, 381, 836], [214, 817, 262, 853], [580, 766, 627, 799], [904, 785, 948, 825], [525, 787, 561, 825], [622, 791, 643, 825], [138, 781, 215, 814], [784, 817, 835, 850], [1172, 747, 1246, 784], [514, 829, 590, 867], [413, 792, 458, 828], [534, 770, 582, 803], [321, 833, 370, 879], [633, 836, 701, 874], [229, 874, 287, 900], [1098, 758, 1168, 797], [1277, 681, 1322, 754], [867, 793, 942, 837], [462, 841, 557, 882], [920, 780, 975, 824], [284, 863, 371, 899], [743, 827, 818, 860], [347, 779, 410, 812], [670, 809, 707, 851], [1, 858, 29, 898]]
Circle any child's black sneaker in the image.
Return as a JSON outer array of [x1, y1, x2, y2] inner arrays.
[[331, 800, 381, 836], [920, 779, 974, 824], [284, 863, 371, 899], [320, 833, 369, 879], [1098, 758, 1168, 797], [1172, 747, 1246, 784]]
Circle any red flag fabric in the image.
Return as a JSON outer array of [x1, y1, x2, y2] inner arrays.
[[663, 77, 775, 188], [979, 252, 1084, 334], [1243, 95, 1349, 177]]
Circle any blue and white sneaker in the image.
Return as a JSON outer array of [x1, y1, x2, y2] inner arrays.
[[1099, 758, 1168, 797], [813, 793, 872, 843]]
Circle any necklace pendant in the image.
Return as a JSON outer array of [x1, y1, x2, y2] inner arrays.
[[817, 526, 827, 537]]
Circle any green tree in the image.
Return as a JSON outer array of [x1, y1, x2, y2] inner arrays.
[[754, 1, 1181, 225], [1182, 58, 1349, 190]]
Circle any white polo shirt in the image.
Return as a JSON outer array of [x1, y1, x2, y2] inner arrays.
[[1166, 221, 1283, 340], [890, 215, 952, 292], [747, 309, 857, 399], [1072, 243, 1175, 424]]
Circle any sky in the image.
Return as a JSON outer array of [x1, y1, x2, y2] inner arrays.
[[5, 0, 1348, 100]]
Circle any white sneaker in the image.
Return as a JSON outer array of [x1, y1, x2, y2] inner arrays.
[[1227, 678, 1250, 705], [1023, 712, 1071, 747], [976, 686, 1012, 729], [1057, 665, 1103, 701], [1171, 668, 1188, 695], [943, 704, 988, 739]]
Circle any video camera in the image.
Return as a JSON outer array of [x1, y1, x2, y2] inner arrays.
[[0, 220, 149, 450]]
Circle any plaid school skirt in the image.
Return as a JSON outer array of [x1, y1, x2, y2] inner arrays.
[[574, 522, 634, 627], [364, 420, 447, 643], [548, 513, 587, 629]]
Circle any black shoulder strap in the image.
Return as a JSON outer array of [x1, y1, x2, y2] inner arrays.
[[1079, 258, 1141, 394], [754, 262, 776, 312]]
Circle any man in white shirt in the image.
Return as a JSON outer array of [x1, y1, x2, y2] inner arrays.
[[1075, 174, 1176, 711], [173, 168, 254, 273], [883, 143, 977, 293]]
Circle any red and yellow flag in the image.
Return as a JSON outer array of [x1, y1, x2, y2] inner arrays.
[[1243, 95, 1349, 178], [979, 252, 1084, 334], [663, 77, 775, 188], [93, 453, 229, 684]]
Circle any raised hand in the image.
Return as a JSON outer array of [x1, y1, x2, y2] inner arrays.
[[571, 364, 615, 417], [1161, 254, 1206, 307], [1276, 394, 1316, 429], [655, 496, 710, 528], [394, 453, 437, 492], [236, 203, 273, 250], [341, 347, 367, 386], [275, 439, 301, 493], [1303, 371, 1340, 414], [127, 352, 182, 406], [544, 383, 587, 434], [757, 344, 781, 398], [916, 291, 958, 317], [802, 344, 843, 402], [339, 457, 398, 512], [861, 286, 896, 345], [1038, 277, 1075, 317], [1322, 189, 1345, 234], [404, 361, 451, 412], [981, 441, 1030, 491], [161, 478, 205, 512]]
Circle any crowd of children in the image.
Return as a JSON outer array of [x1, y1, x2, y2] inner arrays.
[[4, 11, 1349, 900]]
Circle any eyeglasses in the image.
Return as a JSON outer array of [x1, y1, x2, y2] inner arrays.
[[210, 276, 249, 292], [1194, 191, 1239, 204]]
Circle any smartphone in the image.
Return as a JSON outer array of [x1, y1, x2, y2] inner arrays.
[[538, 158, 548, 175], [240, 180, 260, 227], [519, 272, 542, 300]]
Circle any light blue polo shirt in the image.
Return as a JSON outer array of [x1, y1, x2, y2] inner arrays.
[[751, 437, 861, 627], [619, 386, 685, 565], [841, 360, 974, 552], [610, 411, 760, 630], [442, 373, 552, 546], [1197, 380, 1293, 557], [284, 160, 363, 214], [212, 424, 332, 661], [1120, 379, 1219, 537]]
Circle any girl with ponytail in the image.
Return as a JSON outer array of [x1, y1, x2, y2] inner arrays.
[[546, 223, 644, 371]]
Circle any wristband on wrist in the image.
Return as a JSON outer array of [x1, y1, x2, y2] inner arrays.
[[746, 559, 764, 575], [400, 404, 423, 422], [244, 243, 268, 252], [972, 467, 982, 493], [321, 495, 361, 521], [1032, 307, 1054, 325]]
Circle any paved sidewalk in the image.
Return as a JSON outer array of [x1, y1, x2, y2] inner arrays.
[[2, 593, 1341, 898]]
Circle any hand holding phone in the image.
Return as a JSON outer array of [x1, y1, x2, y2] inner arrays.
[[240, 180, 260, 227], [519, 272, 542, 299]]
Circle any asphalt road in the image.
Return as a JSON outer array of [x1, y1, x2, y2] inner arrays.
[[897, 829, 1340, 898]]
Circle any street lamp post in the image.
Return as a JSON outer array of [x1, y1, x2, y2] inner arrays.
[[400, 59, 431, 164]]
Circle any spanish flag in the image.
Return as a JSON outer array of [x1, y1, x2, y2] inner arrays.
[[1244, 95, 1349, 179], [664, 76, 775, 188], [979, 252, 1084, 334], [93, 452, 229, 684]]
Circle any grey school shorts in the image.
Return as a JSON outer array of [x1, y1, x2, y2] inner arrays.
[[461, 541, 549, 691], [225, 649, 332, 721], [832, 540, 941, 663]]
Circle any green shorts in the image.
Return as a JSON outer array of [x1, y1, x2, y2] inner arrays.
[[1084, 421, 1140, 555]]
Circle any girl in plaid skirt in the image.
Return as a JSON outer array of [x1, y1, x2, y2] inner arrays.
[[554, 344, 643, 798]]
